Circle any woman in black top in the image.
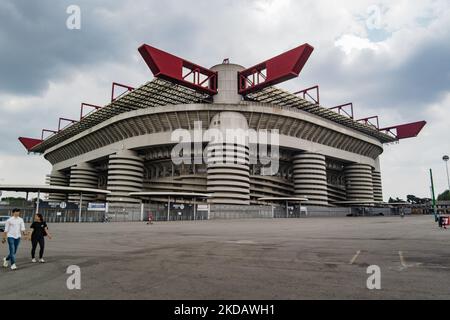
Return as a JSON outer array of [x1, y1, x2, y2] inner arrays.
[[30, 214, 52, 263]]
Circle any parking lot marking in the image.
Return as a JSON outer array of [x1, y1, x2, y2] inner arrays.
[[399, 251, 407, 268], [398, 251, 422, 270], [349, 250, 361, 265]]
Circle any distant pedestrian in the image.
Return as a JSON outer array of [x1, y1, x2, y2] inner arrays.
[[2, 208, 26, 270], [146, 213, 153, 225], [30, 213, 52, 263]]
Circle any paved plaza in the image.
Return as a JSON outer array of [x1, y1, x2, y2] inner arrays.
[[0, 215, 449, 299]]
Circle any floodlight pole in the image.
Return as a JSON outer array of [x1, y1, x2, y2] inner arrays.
[[36, 190, 41, 214], [429, 169, 438, 222], [443, 155, 450, 192], [78, 192, 83, 223], [193, 197, 197, 221], [286, 200, 289, 219], [167, 196, 171, 222]]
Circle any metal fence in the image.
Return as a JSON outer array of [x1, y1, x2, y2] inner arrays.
[[143, 203, 209, 222], [209, 205, 273, 219], [107, 203, 142, 222], [0, 205, 106, 223], [0, 203, 413, 223]]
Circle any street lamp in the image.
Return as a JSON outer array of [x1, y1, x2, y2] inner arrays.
[[443, 155, 450, 192]]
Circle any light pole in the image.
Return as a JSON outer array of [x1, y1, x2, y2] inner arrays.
[[443, 155, 450, 192], [430, 169, 438, 222]]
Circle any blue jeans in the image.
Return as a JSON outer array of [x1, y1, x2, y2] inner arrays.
[[6, 237, 21, 265]]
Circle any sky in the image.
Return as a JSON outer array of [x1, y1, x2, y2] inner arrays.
[[0, 0, 449, 200]]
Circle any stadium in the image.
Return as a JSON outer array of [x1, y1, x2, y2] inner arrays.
[[17, 43, 426, 220]]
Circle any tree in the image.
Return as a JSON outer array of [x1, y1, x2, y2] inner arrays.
[[407, 195, 431, 204], [0, 197, 28, 206], [389, 197, 406, 203], [437, 190, 450, 201]]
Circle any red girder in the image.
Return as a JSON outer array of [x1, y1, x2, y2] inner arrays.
[[18, 137, 43, 152], [138, 44, 218, 95], [380, 121, 427, 140], [58, 118, 78, 132], [111, 82, 134, 102], [357, 116, 380, 129], [80, 103, 102, 120], [41, 129, 57, 140], [295, 85, 320, 104], [330, 103, 354, 119], [238, 43, 314, 95]]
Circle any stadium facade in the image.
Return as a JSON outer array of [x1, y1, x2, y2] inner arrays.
[[19, 43, 426, 212]]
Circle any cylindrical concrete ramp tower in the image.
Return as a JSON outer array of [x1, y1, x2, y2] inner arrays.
[[47, 169, 69, 202], [293, 152, 328, 206], [344, 163, 374, 201], [372, 170, 383, 202], [69, 163, 98, 202], [207, 112, 250, 205], [107, 150, 144, 203], [210, 63, 244, 104]]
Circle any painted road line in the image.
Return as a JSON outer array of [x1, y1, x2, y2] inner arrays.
[[399, 251, 407, 268], [398, 251, 423, 270], [349, 250, 361, 265]]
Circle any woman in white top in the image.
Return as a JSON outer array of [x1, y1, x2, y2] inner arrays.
[[2, 208, 26, 270]]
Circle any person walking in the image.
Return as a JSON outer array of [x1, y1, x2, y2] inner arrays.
[[146, 212, 154, 225], [2, 208, 26, 270], [30, 213, 52, 263]]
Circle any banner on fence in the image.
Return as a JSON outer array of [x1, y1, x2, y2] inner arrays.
[[88, 203, 107, 211]]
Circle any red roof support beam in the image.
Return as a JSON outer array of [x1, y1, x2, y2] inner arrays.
[[41, 129, 57, 140], [138, 44, 218, 95], [58, 118, 78, 132], [238, 43, 314, 95], [380, 121, 427, 140], [111, 82, 134, 102], [330, 103, 354, 119], [80, 103, 102, 120], [294, 85, 320, 104], [18, 137, 43, 152], [357, 116, 380, 129]]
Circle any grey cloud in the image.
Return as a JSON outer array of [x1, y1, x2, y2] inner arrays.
[[0, 0, 132, 95], [0, 0, 212, 96], [301, 33, 450, 120]]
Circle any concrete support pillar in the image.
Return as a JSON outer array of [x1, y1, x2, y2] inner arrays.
[[293, 152, 328, 206], [69, 162, 98, 202], [46, 169, 69, 202], [372, 170, 383, 202], [207, 112, 250, 205], [107, 150, 144, 203], [344, 163, 374, 202]]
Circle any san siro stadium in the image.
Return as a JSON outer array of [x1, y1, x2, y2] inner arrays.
[[18, 43, 426, 220]]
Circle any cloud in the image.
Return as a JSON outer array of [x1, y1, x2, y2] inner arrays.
[[381, 91, 450, 198], [335, 34, 387, 54], [0, 0, 130, 95], [0, 153, 51, 186]]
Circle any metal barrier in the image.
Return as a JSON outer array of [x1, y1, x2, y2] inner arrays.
[[0, 204, 411, 223], [144, 203, 208, 222], [0, 205, 106, 223], [209, 205, 273, 219]]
